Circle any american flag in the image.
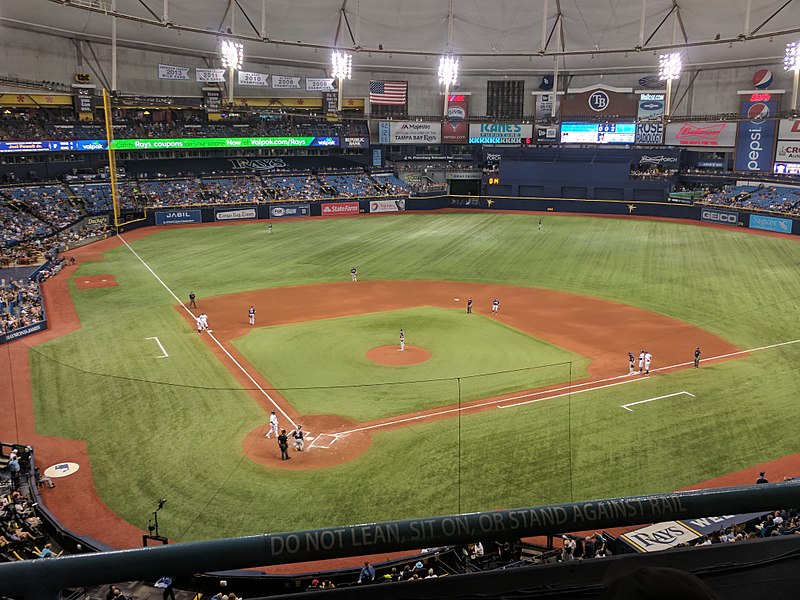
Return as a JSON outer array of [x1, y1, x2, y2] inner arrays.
[[369, 81, 407, 105]]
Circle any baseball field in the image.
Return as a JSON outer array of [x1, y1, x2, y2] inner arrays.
[[19, 211, 800, 543]]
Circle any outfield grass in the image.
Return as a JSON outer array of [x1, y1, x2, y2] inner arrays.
[[232, 307, 584, 421], [28, 213, 800, 540]]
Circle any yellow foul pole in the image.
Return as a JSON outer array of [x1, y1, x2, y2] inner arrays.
[[102, 89, 120, 231]]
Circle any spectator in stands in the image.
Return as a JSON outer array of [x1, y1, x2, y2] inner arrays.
[[358, 560, 376, 584]]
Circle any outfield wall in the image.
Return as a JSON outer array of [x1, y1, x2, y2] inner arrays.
[[135, 194, 800, 237]]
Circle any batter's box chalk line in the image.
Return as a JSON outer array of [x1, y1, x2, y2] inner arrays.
[[309, 433, 344, 449]]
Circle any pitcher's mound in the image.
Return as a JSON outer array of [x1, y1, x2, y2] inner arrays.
[[366, 345, 431, 366]]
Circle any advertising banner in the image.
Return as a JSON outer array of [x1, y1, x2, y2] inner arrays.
[[369, 199, 406, 213], [0, 320, 47, 345], [155, 209, 202, 225], [196, 68, 226, 83], [214, 207, 257, 221], [0, 140, 108, 153], [679, 513, 765, 535], [535, 125, 558, 142], [443, 95, 469, 144], [342, 136, 370, 149], [778, 118, 800, 140], [158, 64, 190, 80], [775, 140, 800, 162], [774, 162, 800, 175], [620, 521, 700, 553], [321, 201, 360, 216], [560, 87, 637, 118], [635, 122, 665, 145], [84, 214, 109, 228], [306, 78, 336, 92], [269, 204, 311, 218], [238, 71, 270, 87], [749, 214, 793, 234], [382, 122, 442, 144], [664, 122, 737, 147], [469, 124, 534, 144], [203, 89, 222, 112], [637, 152, 679, 166], [734, 100, 778, 172], [111, 137, 338, 151], [637, 93, 666, 121], [271, 75, 302, 89], [700, 208, 739, 226]]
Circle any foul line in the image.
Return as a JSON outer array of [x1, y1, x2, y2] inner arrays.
[[145, 336, 169, 359], [119, 235, 297, 429], [621, 391, 695, 412], [334, 337, 800, 436]]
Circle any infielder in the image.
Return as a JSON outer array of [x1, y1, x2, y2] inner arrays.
[[267, 411, 279, 439], [248, 305, 256, 325], [694, 347, 701, 368], [491, 298, 500, 315], [467, 297, 473, 314], [196, 315, 203, 334], [628, 352, 635, 375], [200, 313, 209, 332], [291, 425, 305, 451], [351, 267, 358, 282], [399, 329, 405, 352], [644, 351, 652, 376], [638, 350, 645, 374]]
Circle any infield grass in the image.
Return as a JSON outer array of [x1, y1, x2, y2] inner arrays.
[[232, 307, 584, 421], [28, 212, 800, 540]]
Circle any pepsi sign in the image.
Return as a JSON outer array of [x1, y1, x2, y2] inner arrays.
[[752, 69, 773, 89], [734, 100, 778, 172]]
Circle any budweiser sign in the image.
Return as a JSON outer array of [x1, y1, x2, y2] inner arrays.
[[665, 121, 736, 147]]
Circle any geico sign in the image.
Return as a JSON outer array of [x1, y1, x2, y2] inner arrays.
[[702, 210, 737, 223]]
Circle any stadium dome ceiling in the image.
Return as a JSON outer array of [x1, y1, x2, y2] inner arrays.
[[3, 0, 800, 76]]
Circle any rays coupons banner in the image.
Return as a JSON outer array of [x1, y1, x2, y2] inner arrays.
[[734, 100, 778, 172], [443, 95, 469, 144]]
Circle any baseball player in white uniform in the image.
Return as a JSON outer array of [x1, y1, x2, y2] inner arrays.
[[200, 313, 209, 332], [644, 351, 652, 376], [638, 350, 645, 374], [267, 411, 279, 439], [196, 315, 204, 334], [351, 267, 358, 282], [248, 305, 256, 326], [399, 329, 405, 352], [491, 298, 500, 315]]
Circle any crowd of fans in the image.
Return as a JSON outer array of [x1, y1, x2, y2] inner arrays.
[[0, 447, 58, 561], [1, 114, 370, 141], [700, 184, 800, 214], [0, 277, 44, 335]]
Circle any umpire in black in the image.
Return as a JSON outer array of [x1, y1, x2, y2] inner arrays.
[[278, 429, 290, 461]]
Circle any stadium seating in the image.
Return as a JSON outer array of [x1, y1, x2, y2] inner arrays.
[[702, 185, 800, 214]]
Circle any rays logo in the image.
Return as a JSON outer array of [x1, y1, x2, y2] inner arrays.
[[747, 102, 770, 123], [589, 91, 610, 112]]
